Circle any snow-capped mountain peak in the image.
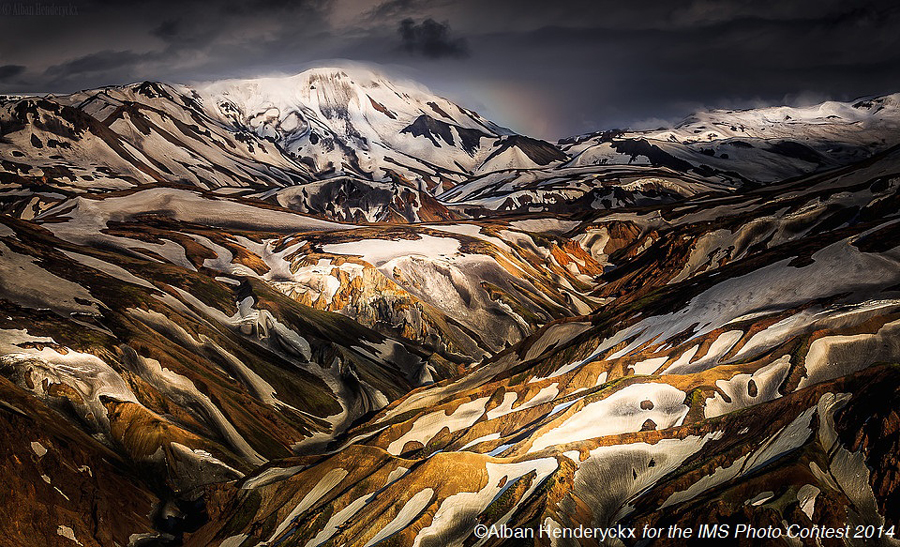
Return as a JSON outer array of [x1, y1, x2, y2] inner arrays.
[[194, 66, 523, 182], [561, 93, 900, 183]]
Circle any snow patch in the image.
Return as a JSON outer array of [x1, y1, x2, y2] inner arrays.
[[56, 525, 82, 545], [269, 468, 349, 542], [365, 488, 434, 547], [387, 397, 489, 455], [529, 383, 688, 452], [30, 441, 48, 457], [322, 234, 460, 267]]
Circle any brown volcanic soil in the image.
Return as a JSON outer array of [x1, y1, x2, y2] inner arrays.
[[0, 377, 158, 547]]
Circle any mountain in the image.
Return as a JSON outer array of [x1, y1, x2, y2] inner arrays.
[[195, 67, 529, 183], [6, 67, 900, 226], [2, 67, 900, 546], [561, 94, 900, 184], [184, 143, 900, 547], [436, 164, 734, 218], [0, 67, 568, 223], [435, 95, 900, 218]]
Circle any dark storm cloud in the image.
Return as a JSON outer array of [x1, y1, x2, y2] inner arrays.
[[428, 0, 900, 137], [1, 0, 899, 138], [366, 0, 453, 20], [397, 18, 469, 59], [44, 50, 146, 78], [0, 0, 340, 91], [151, 19, 181, 40], [368, 0, 418, 19], [0, 65, 26, 81]]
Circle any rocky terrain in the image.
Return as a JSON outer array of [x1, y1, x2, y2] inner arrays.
[[1, 67, 899, 546]]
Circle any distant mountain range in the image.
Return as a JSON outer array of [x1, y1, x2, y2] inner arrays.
[[3, 67, 900, 223]]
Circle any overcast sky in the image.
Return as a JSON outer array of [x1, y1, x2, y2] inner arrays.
[[1, 0, 899, 139]]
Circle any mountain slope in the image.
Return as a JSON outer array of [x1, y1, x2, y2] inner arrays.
[[185, 144, 900, 547], [0, 191, 459, 495]]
